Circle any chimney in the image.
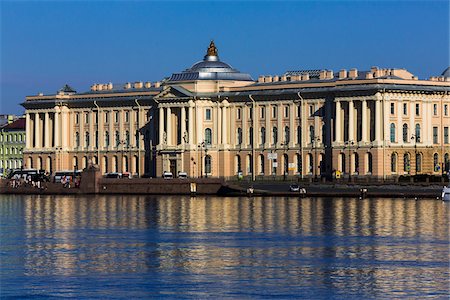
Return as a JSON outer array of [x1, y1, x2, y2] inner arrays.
[[265, 76, 273, 83], [301, 73, 310, 81], [339, 69, 347, 79], [273, 75, 279, 82], [349, 68, 358, 79], [326, 70, 334, 79], [258, 76, 264, 83], [91, 84, 98, 91], [319, 70, 327, 80], [154, 82, 161, 88], [125, 82, 132, 89], [134, 81, 143, 89], [145, 82, 152, 88], [281, 75, 287, 81], [108, 82, 113, 90], [365, 72, 373, 79]]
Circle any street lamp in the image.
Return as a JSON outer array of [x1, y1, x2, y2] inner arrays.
[[411, 134, 419, 174], [345, 140, 354, 182], [313, 136, 321, 181]]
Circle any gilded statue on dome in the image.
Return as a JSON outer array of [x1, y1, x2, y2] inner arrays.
[[207, 40, 218, 56]]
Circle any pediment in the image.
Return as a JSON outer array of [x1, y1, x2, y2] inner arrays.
[[154, 85, 193, 100]]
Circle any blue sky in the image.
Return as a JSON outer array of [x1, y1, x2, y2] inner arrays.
[[1, 0, 448, 114]]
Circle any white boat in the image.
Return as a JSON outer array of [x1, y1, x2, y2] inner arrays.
[[442, 186, 450, 201]]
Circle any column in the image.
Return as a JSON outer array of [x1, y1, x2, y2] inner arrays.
[[54, 109, 60, 148], [217, 106, 222, 145], [348, 100, 354, 142], [90, 111, 95, 150], [44, 112, 50, 148], [397, 101, 402, 144], [289, 103, 295, 147], [242, 105, 247, 146], [129, 109, 135, 147], [221, 106, 227, 144], [25, 113, 31, 149], [181, 106, 186, 145], [277, 104, 282, 146], [375, 99, 381, 142], [265, 105, 270, 148], [61, 109, 68, 149], [334, 100, 342, 143], [166, 107, 172, 145], [34, 113, 40, 148], [188, 106, 194, 145], [213, 105, 218, 145], [108, 110, 114, 149], [361, 100, 368, 142], [409, 101, 415, 144], [98, 110, 104, 149], [159, 107, 164, 145]]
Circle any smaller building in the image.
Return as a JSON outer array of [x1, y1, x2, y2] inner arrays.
[[0, 117, 26, 176]]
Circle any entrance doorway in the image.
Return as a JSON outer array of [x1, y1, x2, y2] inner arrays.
[[169, 159, 177, 176]]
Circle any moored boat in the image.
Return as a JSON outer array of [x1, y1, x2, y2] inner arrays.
[[442, 186, 450, 201]]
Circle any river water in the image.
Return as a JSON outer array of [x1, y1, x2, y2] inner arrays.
[[0, 195, 448, 299]]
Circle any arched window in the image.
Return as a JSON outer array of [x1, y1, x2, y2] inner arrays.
[[115, 131, 120, 147], [415, 124, 421, 142], [37, 157, 42, 170], [247, 154, 253, 174], [367, 152, 373, 174], [27, 157, 33, 169], [284, 126, 290, 143], [249, 127, 253, 146], [103, 156, 108, 174], [444, 153, 449, 172], [82, 156, 88, 169], [283, 154, 289, 175], [125, 131, 130, 147], [73, 156, 78, 170], [85, 132, 90, 147], [272, 127, 278, 144], [390, 123, 396, 142], [259, 154, 265, 174], [354, 153, 359, 174], [105, 131, 110, 147], [297, 126, 301, 145], [309, 125, 315, 143], [113, 155, 118, 172], [133, 155, 139, 174], [123, 155, 129, 172], [237, 128, 242, 145], [260, 127, 266, 145], [403, 153, 410, 172], [416, 153, 422, 173], [391, 153, 397, 173], [433, 153, 439, 172], [402, 124, 408, 142], [235, 155, 241, 173], [75, 132, 80, 148], [296, 153, 302, 174], [308, 153, 313, 174], [205, 128, 212, 145]]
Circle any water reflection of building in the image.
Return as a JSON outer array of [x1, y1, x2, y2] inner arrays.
[[21, 42, 450, 179]]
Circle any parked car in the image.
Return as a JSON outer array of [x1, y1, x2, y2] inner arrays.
[[105, 172, 122, 179], [163, 171, 173, 179], [177, 172, 188, 179]]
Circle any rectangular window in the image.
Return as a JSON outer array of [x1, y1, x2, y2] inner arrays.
[[249, 107, 253, 120], [297, 105, 301, 118], [272, 106, 277, 119], [75, 113, 79, 124], [444, 127, 449, 144], [433, 104, 438, 116], [284, 106, 289, 118], [260, 107, 265, 119], [415, 103, 420, 116], [445, 104, 448, 116], [115, 111, 119, 123], [95, 112, 98, 124], [433, 127, 438, 144], [104, 112, 109, 123], [237, 108, 241, 120], [85, 113, 89, 124], [309, 105, 314, 117], [403, 103, 407, 115], [125, 111, 129, 123], [390, 103, 395, 115], [205, 108, 211, 121]]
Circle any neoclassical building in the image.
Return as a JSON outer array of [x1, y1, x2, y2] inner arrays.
[[22, 41, 450, 179]]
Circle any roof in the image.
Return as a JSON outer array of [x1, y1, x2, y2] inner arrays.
[[59, 84, 76, 93], [168, 42, 254, 82], [442, 67, 450, 77], [1, 118, 25, 130]]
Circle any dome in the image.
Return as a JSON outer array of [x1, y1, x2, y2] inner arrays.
[[168, 41, 254, 82], [441, 67, 450, 77]]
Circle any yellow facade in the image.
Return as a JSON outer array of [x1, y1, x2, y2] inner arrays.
[[22, 42, 450, 179]]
